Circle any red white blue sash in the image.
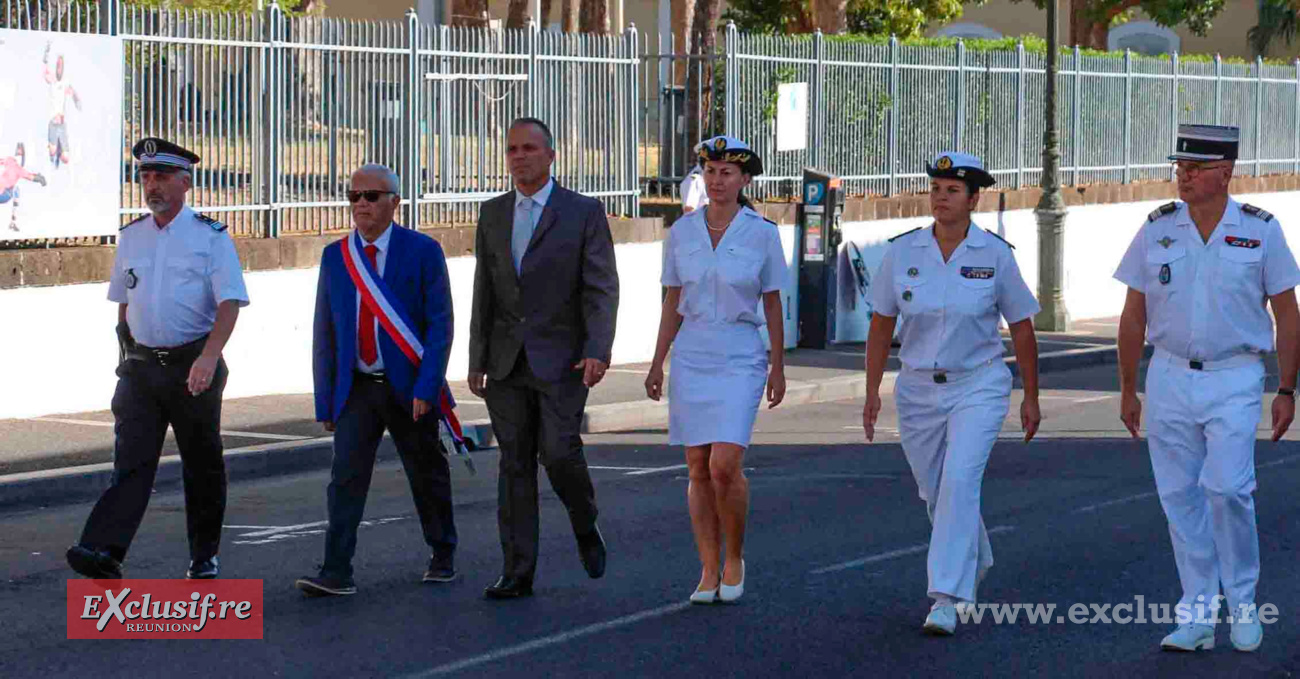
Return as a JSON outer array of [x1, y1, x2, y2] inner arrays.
[[339, 230, 423, 367]]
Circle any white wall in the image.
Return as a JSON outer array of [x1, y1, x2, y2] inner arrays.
[[0, 241, 665, 419]]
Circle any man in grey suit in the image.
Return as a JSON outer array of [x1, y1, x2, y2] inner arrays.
[[469, 117, 619, 599]]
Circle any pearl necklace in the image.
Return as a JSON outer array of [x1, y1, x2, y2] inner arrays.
[[704, 208, 734, 232]]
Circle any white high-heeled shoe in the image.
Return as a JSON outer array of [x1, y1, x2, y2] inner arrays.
[[689, 584, 718, 605], [719, 560, 745, 603]]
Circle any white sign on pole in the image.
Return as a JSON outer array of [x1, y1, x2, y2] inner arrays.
[[0, 28, 123, 238], [775, 82, 808, 152]]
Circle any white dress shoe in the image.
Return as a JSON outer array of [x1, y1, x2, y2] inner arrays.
[[1230, 607, 1263, 652], [923, 602, 957, 636], [718, 560, 745, 603], [1160, 623, 1215, 651]]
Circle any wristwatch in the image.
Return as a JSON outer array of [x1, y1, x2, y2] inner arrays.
[[1279, 388, 1296, 399]]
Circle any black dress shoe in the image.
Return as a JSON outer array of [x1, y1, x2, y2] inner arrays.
[[295, 573, 357, 597], [186, 556, 220, 580], [484, 576, 533, 599], [423, 552, 458, 583], [66, 545, 123, 579], [577, 525, 606, 579]]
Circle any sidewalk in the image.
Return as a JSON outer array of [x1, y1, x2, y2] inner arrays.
[[0, 319, 1126, 510]]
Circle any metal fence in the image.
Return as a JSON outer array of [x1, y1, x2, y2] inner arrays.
[[712, 24, 1300, 200], [1, 0, 639, 243]]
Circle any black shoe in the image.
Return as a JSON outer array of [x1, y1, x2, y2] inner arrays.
[[295, 573, 357, 597], [66, 545, 123, 579], [186, 556, 220, 580], [423, 552, 458, 583], [484, 576, 533, 599], [577, 525, 607, 579]]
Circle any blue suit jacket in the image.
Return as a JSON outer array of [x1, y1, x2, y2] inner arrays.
[[313, 224, 454, 424]]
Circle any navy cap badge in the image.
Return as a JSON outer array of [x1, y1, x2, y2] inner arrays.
[[142, 140, 157, 156], [936, 156, 952, 170], [714, 137, 727, 150]]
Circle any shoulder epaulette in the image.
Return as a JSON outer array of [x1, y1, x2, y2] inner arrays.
[[195, 213, 228, 232], [119, 214, 148, 231], [1241, 203, 1275, 223], [983, 228, 1015, 249], [888, 227, 923, 243], [1147, 202, 1179, 223]]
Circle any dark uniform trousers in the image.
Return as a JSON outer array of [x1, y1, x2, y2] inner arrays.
[[322, 375, 457, 579], [79, 353, 229, 563], [486, 352, 599, 581]]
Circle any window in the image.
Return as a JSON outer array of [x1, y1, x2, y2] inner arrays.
[[934, 23, 1003, 41], [1108, 21, 1180, 56]]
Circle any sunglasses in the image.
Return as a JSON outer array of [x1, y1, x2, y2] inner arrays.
[[347, 190, 396, 203]]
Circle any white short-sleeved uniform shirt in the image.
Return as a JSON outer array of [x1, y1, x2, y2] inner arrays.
[[871, 224, 1040, 373], [108, 205, 250, 348], [1113, 199, 1300, 361], [661, 206, 787, 327]]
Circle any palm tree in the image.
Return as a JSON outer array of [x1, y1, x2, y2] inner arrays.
[[1248, 0, 1299, 57]]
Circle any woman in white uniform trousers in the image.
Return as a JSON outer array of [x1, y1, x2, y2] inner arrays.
[[645, 136, 788, 604], [863, 152, 1042, 635]]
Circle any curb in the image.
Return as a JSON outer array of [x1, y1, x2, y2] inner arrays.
[[0, 347, 1134, 513]]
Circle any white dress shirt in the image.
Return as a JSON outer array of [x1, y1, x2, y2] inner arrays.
[[661, 205, 788, 327], [354, 223, 394, 373]]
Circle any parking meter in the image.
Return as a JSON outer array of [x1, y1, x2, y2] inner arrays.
[[795, 168, 844, 349]]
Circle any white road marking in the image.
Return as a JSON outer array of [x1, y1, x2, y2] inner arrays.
[[588, 466, 654, 472], [1070, 395, 1117, 404], [405, 602, 692, 678], [32, 417, 312, 441], [810, 525, 1016, 575], [228, 516, 406, 545], [1071, 491, 1157, 515], [625, 464, 689, 476], [1038, 394, 1115, 404]]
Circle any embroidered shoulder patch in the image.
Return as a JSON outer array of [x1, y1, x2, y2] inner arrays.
[[1225, 236, 1262, 249], [1240, 203, 1274, 223], [961, 266, 996, 279], [888, 227, 922, 243], [196, 213, 228, 232], [1147, 202, 1178, 223]]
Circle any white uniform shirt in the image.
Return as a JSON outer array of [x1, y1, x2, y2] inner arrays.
[[681, 168, 709, 212], [354, 223, 394, 373], [661, 206, 787, 327], [1113, 199, 1300, 361], [108, 206, 250, 348], [49, 80, 70, 118], [871, 224, 1039, 373]]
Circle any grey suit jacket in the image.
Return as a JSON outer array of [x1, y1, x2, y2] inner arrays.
[[468, 183, 620, 383]]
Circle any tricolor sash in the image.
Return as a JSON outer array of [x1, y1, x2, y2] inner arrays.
[[340, 230, 424, 367]]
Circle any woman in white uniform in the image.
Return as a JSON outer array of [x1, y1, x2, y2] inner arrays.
[[863, 152, 1042, 635], [645, 136, 788, 604]]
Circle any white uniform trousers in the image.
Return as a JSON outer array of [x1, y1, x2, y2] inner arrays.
[[895, 360, 1010, 603], [1146, 349, 1264, 623]]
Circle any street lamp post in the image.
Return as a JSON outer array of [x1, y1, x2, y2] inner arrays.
[[1035, 0, 1070, 331]]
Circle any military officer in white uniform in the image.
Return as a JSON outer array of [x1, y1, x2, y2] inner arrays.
[[863, 152, 1042, 636], [67, 137, 249, 581], [1115, 124, 1300, 653]]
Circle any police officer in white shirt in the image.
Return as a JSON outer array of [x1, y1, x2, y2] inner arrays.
[[1114, 124, 1300, 653], [863, 152, 1042, 636], [67, 137, 250, 581]]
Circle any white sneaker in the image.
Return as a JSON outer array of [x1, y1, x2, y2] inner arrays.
[[1160, 623, 1215, 652], [1230, 606, 1263, 652], [923, 602, 957, 636]]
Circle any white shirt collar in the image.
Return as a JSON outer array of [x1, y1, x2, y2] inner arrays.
[[355, 222, 396, 252], [516, 178, 555, 209]]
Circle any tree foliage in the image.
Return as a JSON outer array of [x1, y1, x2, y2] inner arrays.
[[722, 0, 979, 39]]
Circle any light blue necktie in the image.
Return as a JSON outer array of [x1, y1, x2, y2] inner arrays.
[[512, 196, 535, 274]]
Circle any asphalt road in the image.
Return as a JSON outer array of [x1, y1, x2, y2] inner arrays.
[[3, 359, 1299, 677]]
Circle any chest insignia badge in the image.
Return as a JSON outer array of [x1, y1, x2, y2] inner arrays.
[[125, 268, 138, 290], [902, 289, 913, 302], [907, 267, 919, 278], [1159, 263, 1171, 285], [960, 266, 995, 280], [1157, 236, 1176, 249]]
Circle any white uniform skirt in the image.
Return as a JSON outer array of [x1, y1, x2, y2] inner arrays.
[[668, 320, 769, 447]]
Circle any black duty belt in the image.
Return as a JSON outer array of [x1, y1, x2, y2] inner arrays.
[[354, 371, 388, 383], [127, 336, 208, 368]]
